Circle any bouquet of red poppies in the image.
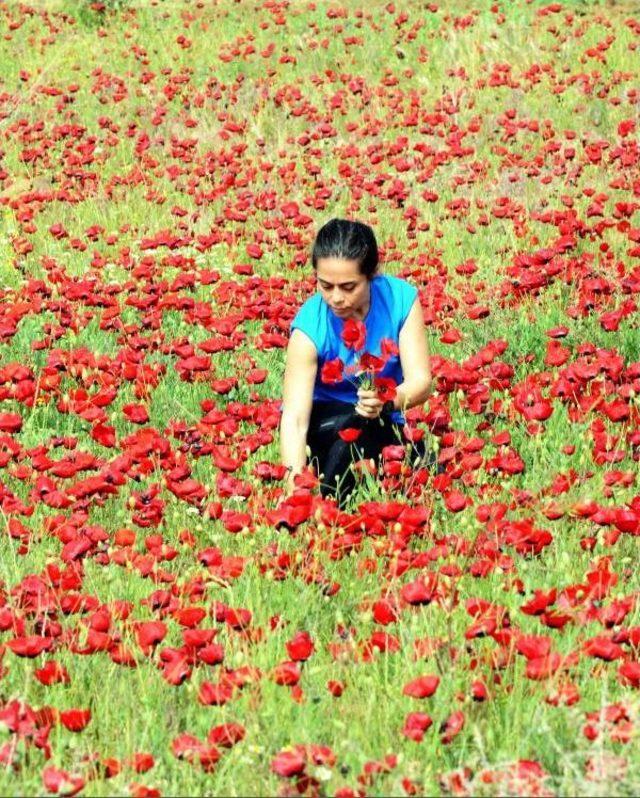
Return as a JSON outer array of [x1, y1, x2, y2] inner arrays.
[[320, 318, 398, 407]]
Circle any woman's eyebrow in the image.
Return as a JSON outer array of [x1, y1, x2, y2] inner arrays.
[[317, 279, 356, 287]]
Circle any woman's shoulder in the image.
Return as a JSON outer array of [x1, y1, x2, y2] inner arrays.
[[293, 290, 323, 321], [376, 272, 413, 288], [290, 291, 326, 344], [374, 273, 417, 299], [373, 273, 417, 326]]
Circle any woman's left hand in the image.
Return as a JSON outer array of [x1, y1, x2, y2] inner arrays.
[[355, 387, 383, 419]]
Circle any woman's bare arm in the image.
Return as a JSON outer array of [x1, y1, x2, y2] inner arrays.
[[394, 299, 432, 412], [280, 329, 318, 484]]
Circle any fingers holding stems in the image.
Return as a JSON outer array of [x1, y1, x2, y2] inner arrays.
[[356, 387, 383, 418]]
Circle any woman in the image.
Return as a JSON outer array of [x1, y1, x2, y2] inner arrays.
[[280, 218, 432, 504]]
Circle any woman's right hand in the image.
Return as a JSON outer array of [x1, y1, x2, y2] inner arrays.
[[284, 469, 297, 496], [355, 387, 384, 419]]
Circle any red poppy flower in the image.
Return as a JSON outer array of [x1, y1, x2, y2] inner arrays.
[[583, 636, 623, 661], [618, 661, 640, 688], [171, 733, 204, 761], [34, 660, 70, 686], [271, 749, 306, 778], [286, 631, 315, 661], [401, 575, 438, 605], [135, 621, 167, 654], [208, 723, 246, 748], [130, 753, 155, 773], [197, 643, 225, 666], [272, 660, 301, 686], [123, 404, 149, 424], [327, 680, 345, 697], [440, 710, 465, 744], [374, 377, 397, 402], [402, 674, 440, 698], [359, 352, 386, 374], [341, 319, 366, 351], [401, 712, 433, 742], [60, 708, 91, 732], [443, 490, 470, 512], [516, 635, 552, 660], [338, 428, 361, 443], [198, 681, 234, 706], [380, 338, 399, 357], [7, 635, 54, 658], [320, 358, 344, 384], [471, 680, 489, 702], [42, 767, 85, 797], [372, 598, 399, 625], [160, 651, 192, 686], [525, 653, 563, 680], [0, 413, 22, 433]]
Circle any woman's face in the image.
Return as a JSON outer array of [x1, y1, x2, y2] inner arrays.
[[315, 257, 373, 321]]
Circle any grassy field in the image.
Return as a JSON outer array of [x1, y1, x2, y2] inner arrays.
[[0, 0, 639, 794]]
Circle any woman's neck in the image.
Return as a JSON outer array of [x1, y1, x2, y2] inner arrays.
[[354, 282, 372, 321]]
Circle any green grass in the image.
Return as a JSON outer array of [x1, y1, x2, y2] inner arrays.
[[0, 0, 639, 795]]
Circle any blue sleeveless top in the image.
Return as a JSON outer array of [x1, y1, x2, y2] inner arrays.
[[290, 274, 418, 423]]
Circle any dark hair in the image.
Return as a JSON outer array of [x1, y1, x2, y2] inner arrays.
[[311, 218, 379, 278]]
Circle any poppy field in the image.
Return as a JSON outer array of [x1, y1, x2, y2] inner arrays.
[[1, 0, 640, 794]]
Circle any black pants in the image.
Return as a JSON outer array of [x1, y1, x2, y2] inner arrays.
[[306, 401, 429, 506]]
